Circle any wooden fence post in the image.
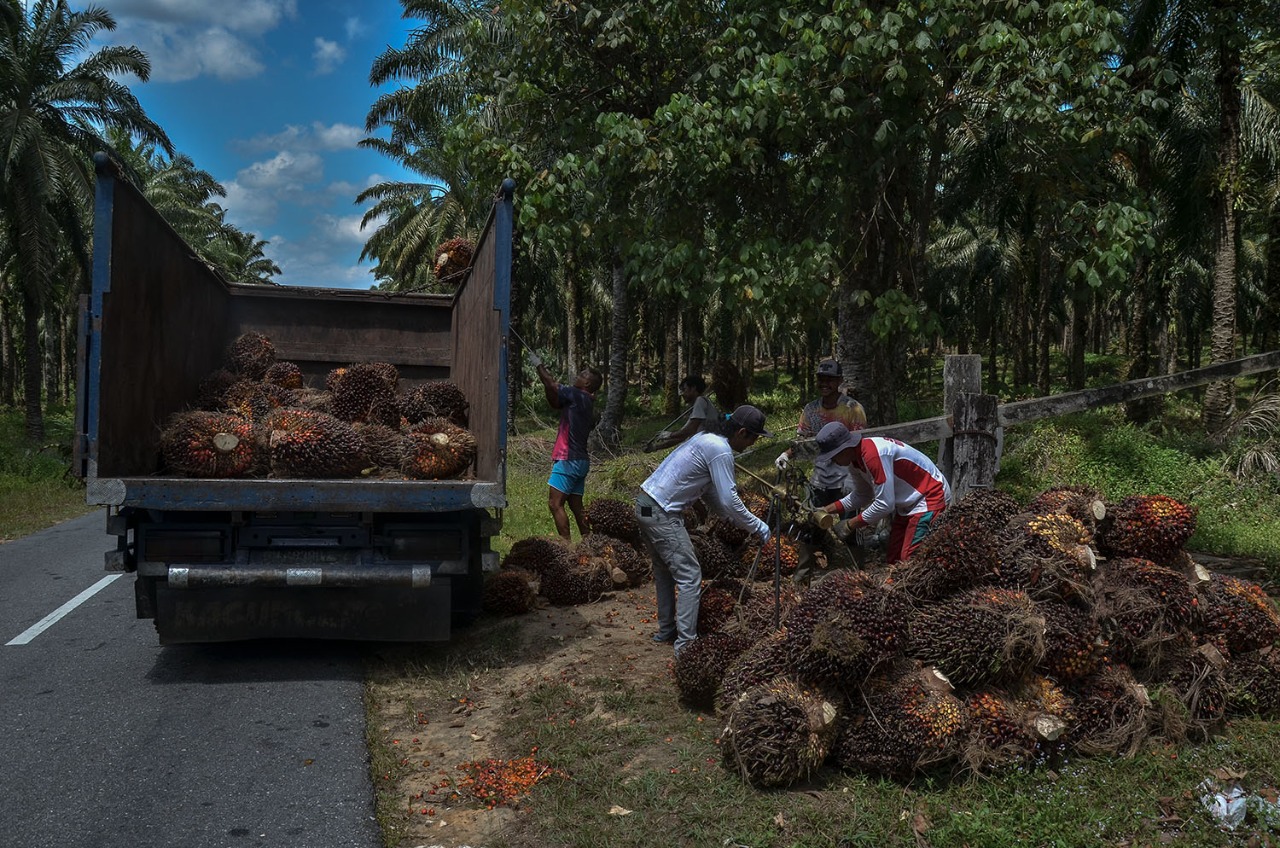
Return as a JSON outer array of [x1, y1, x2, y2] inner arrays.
[[951, 392, 999, 500], [938, 354, 983, 480]]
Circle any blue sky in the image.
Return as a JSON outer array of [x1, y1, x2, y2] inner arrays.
[[89, 0, 418, 289]]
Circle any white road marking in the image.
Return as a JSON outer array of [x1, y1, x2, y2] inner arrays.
[[6, 574, 123, 646]]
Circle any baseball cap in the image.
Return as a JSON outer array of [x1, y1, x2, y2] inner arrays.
[[728, 405, 773, 438], [816, 358, 842, 378], [815, 420, 862, 463]]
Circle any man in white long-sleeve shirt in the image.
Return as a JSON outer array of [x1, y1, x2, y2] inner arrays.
[[636, 405, 773, 655]]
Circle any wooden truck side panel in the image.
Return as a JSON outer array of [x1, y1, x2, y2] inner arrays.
[[79, 155, 510, 512]]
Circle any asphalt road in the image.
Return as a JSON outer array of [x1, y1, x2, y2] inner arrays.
[[0, 513, 381, 848]]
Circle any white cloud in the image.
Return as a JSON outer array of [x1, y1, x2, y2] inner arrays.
[[101, 1, 297, 82], [312, 37, 345, 74], [237, 122, 363, 153], [318, 212, 375, 244], [344, 17, 368, 40], [222, 179, 279, 229], [237, 150, 324, 192]]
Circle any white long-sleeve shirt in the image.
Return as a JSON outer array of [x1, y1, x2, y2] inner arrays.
[[833, 436, 952, 525], [641, 432, 768, 537]]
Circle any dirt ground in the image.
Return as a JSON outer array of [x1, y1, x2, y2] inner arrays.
[[368, 586, 674, 848]]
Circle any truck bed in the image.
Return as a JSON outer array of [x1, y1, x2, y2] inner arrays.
[[78, 156, 510, 510]]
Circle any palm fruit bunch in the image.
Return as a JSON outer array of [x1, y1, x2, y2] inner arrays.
[[740, 535, 800, 579], [290, 387, 333, 414], [692, 531, 740, 581], [715, 630, 791, 717], [1067, 664, 1151, 757], [741, 491, 772, 523], [995, 512, 1096, 602], [1142, 643, 1227, 742], [1099, 494, 1197, 564], [831, 662, 967, 779], [1224, 647, 1280, 717], [783, 570, 909, 689], [891, 513, 1001, 601], [226, 330, 276, 379], [222, 379, 294, 423], [160, 411, 256, 478], [708, 515, 751, 550], [433, 236, 474, 285], [697, 581, 744, 636], [937, 486, 1022, 532], [672, 631, 754, 711], [1027, 485, 1107, 535], [195, 368, 238, 410], [720, 582, 801, 643], [263, 361, 305, 390], [1010, 674, 1074, 749], [540, 548, 613, 606], [482, 569, 538, 616], [961, 687, 1037, 770], [710, 359, 749, 411], [571, 535, 634, 589], [1035, 600, 1107, 682], [263, 408, 366, 478], [719, 676, 839, 788], [329, 362, 399, 425], [401, 380, 469, 427], [402, 419, 477, 479], [501, 536, 573, 577], [585, 534, 649, 587], [352, 422, 405, 471], [1091, 558, 1199, 663], [907, 587, 1045, 686], [581, 497, 639, 544], [1197, 573, 1280, 656]]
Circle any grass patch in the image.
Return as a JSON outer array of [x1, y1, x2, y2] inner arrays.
[[0, 405, 94, 541]]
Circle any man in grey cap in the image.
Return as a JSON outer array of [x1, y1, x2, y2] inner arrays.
[[813, 421, 952, 564], [635, 405, 773, 655]]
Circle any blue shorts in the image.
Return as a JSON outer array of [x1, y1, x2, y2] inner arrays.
[[548, 459, 590, 497]]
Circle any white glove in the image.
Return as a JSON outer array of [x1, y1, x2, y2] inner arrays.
[[526, 348, 542, 368], [774, 450, 790, 470], [756, 520, 771, 545]]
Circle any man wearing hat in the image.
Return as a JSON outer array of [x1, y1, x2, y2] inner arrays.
[[775, 358, 867, 506], [635, 405, 773, 654], [813, 421, 952, 564]]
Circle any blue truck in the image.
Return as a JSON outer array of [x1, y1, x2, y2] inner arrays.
[[73, 153, 514, 643]]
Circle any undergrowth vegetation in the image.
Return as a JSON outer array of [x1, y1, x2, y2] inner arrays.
[[0, 405, 92, 541]]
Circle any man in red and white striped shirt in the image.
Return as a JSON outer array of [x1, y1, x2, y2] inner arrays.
[[813, 421, 952, 564]]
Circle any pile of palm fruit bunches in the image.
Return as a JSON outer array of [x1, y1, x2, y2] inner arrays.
[[489, 484, 1280, 789], [159, 331, 475, 480]]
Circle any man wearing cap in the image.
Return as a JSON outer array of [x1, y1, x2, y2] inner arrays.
[[636, 405, 773, 654], [813, 420, 953, 564], [775, 358, 868, 505]]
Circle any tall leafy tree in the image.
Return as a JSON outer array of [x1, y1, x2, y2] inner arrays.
[[0, 0, 169, 438]]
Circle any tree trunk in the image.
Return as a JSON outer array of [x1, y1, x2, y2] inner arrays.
[[1036, 239, 1052, 395], [23, 287, 44, 440], [663, 309, 680, 415], [44, 304, 57, 408], [593, 253, 629, 450], [1, 301, 13, 407], [1068, 279, 1088, 390], [1202, 32, 1242, 435]]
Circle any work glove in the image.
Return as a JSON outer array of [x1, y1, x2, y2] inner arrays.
[[810, 510, 835, 531], [526, 348, 543, 369], [756, 520, 771, 545], [774, 450, 790, 470]]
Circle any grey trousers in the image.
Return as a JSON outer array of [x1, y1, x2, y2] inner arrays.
[[635, 492, 702, 654]]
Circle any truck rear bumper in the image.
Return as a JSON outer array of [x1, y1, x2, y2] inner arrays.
[[145, 562, 434, 589]]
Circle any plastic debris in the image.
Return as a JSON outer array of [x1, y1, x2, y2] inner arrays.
[[1198, 778, 1247, 830]]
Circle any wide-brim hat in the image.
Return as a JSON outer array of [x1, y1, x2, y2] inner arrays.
[[815, 420, 862, 463]]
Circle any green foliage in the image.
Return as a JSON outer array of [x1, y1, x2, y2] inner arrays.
[[0, 405, 91, 540], [999, 409, 1280, 569]]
